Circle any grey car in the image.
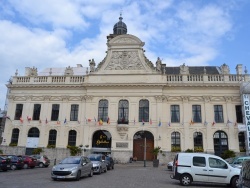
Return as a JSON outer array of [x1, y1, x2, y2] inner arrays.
[[51, 156, 93, 181], [87, 154, 107, 174]]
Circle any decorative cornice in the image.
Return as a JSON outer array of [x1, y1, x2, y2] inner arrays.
[[154, 95, 167, 102]]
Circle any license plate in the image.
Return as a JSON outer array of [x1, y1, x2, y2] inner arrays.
[[57, 176, 65, 179]]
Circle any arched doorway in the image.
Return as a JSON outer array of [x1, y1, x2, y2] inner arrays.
[[213, 131, 228, 156], [92, 130, 112, 154], [133, 131, 154, 161], [26, 127, 40, 155]]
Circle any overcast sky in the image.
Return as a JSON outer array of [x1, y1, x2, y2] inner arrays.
[[0, 0, 250, 110]]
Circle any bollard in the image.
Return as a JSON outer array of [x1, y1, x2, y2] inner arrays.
[[54, 158, 56, 165]]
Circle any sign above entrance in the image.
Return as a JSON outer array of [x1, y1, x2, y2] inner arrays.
[[238, 124, 246, 132]]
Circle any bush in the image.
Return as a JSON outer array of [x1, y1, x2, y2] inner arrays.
[[0, 149, 3, 154], [194, 147, 204, 152], [171, 146, 181, 152], [185, 149, 194, 153], [9, 142, 17, 147], [32, 148, 43, 154], [221, 150, 236, 159], [47, 144, 55, 149], [67, 145, 82, 156]]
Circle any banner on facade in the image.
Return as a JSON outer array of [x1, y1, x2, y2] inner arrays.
[[243, 94, 250, 153]]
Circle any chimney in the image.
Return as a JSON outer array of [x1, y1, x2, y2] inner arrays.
[[236, 64, 242, 75]]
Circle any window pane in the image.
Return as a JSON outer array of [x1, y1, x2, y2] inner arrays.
[[171, 105, 180, 123], [235, 105, 243, 123], [192, 105, 202, 123], [48, 130, 57, 145], [214, 105, 224, 123], [70, 104, 79, 121], [14, 104, 23, 120], [98, 100, 108, 122], [193, 132, 203, 149], [139, 100, 149, 122], [11, 128, 19, 144], [118, 100, 129, 124], [51, 104, 60, 121], [33, 104, 41, 120], [68, 130, 77, 146]]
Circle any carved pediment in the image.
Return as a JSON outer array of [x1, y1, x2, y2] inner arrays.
[[112, 37, 138, 44]]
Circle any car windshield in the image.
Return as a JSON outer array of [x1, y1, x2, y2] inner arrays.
[[60, 157, 80, 164], [225, 157, 235, 164], [88, 155, 101, 161]]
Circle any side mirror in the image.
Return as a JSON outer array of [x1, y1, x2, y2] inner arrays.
[[82, 162, 86, 166]]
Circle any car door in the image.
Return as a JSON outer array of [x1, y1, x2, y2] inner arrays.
[[192, 156, 209, 182], [207, 157, 230, 183]]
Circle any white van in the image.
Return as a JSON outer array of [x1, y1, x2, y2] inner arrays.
[[170, 153, 240, 188]]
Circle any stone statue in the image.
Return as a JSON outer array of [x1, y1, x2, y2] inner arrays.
[[89, 59, 96, 72], [156, 57, 162, 72]]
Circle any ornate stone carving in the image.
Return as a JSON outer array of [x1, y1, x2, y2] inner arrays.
[[203, 96, 211, 103], [221, 63, 230, 74], [62, 95, 69, 101], [81, 95, 93, 101], [117, 126, 128, 132], [105, 51, 145, 70], [224, 96, 232, 102], [154, 95, 167, 102], [112, 37, 138, 44], [8, 95, 15, 100], [64, 66, 73, 76], [156, 57, 162, 72], [43, 95, 51, 101], [181, 96, 189, 102], [180, 63, 189, 74], [89, 59, 96, 72], [26, 67, 38, 76]]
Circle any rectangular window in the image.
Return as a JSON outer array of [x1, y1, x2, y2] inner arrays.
[[235, 105, 243, 123], [14, 104, 23, 120], [51, 104, 60, 121], [171, 105, 180, 123], [193, 156, 206, 167], [32, 104, 41, 120], [70, 104, 79, 121], [214, 105, 224, 123], [192, 105, 202, 123]]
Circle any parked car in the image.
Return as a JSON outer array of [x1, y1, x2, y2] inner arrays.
[[87, 154, 107, 174], [226, 156, 250, 169], [105, 156, 114, 170], [18, 155, 37, 169], [0, 155, 24, 170], [30, 155, 50, 167], [167, 161, 173, 170], [171, 152, 240, 188], [0, 156, 11, 171], [238, 160, 250, 188], [51, 156, 93, 181]]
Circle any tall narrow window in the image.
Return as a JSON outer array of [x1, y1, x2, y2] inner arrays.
[[48, 129, 57, 146], [171, 105, 180, 123], [68, 130, 77, 146], [235, 105, 243, 123], [192, 105, 202, 123], [70, 104, 79, 121], [139, 99, 149, 122], [14, 104, 23, 120], [238, 132, 245, 152], [171, 132, 181, 151], [193, 132, 203, 151], [11, 128, 19, 144], [33, 104, 41, 120], [51, 104, 60, 121], [98, 100, 108, 122], [214, 105, 224, 123], [118, 100, 129, 124]]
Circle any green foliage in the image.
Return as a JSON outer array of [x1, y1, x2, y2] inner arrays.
[[67, 145, 82, 156], [9, 142, 17, 147], [152, 146, 165, 159], [0, 149, 3, 154], [32, 148, 43, 154], [194, 147, 204, 152], [171, 146, 181, 152], [221, 150, 236, 159], [47, 144, 55, 149], [240, 148, 246, 152], [185, 149, 194, 153]]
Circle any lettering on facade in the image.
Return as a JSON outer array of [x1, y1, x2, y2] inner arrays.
[[116, 142, 128, 148], [243, 94, 250, 151], [96, 135, 109, 146]]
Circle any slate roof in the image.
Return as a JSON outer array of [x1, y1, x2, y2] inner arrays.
[[165, 66, 221, 75]]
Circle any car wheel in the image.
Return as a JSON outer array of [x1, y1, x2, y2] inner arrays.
[[39, 163, 44, 168], [231, 176, 239, 188], [52, 178, 57, 181], [180, 174, 192, 186], [76, 171, 81, 181], [98, 167, 102, 175], [23, 164, 28, 169], [107, 166, 110, 170], [88, 169, 93, 177], [11, 164, 17, 170]]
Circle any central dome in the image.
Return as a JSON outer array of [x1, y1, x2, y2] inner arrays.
[[113, 15, 127, 35]]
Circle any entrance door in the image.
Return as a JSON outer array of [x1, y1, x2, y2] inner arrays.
[[133, 131, 154, 161], [213, 131, 228, 156]]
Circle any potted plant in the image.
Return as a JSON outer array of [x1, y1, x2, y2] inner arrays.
[[152, 146, 165, 167]]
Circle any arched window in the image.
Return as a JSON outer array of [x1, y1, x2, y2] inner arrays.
[[68, 130, 77, 146], [213, 131, 228, 156], [98, 99, 108, 122], [171, 132, 181, 151], [139, 99, 149, 122], [11, 128, 19, 145], [118, 100, 129, 124], [238, 132, 245, 152], [48, 129, 57, 146], [193, 132, 203, 151], [28, 127, 40, 137]]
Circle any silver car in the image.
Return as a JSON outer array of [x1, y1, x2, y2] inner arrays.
[[51, 156, 93, 181], [87, 154, 107, 174]]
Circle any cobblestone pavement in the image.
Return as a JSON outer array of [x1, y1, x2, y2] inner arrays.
[[0, 161, 228, 188]]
